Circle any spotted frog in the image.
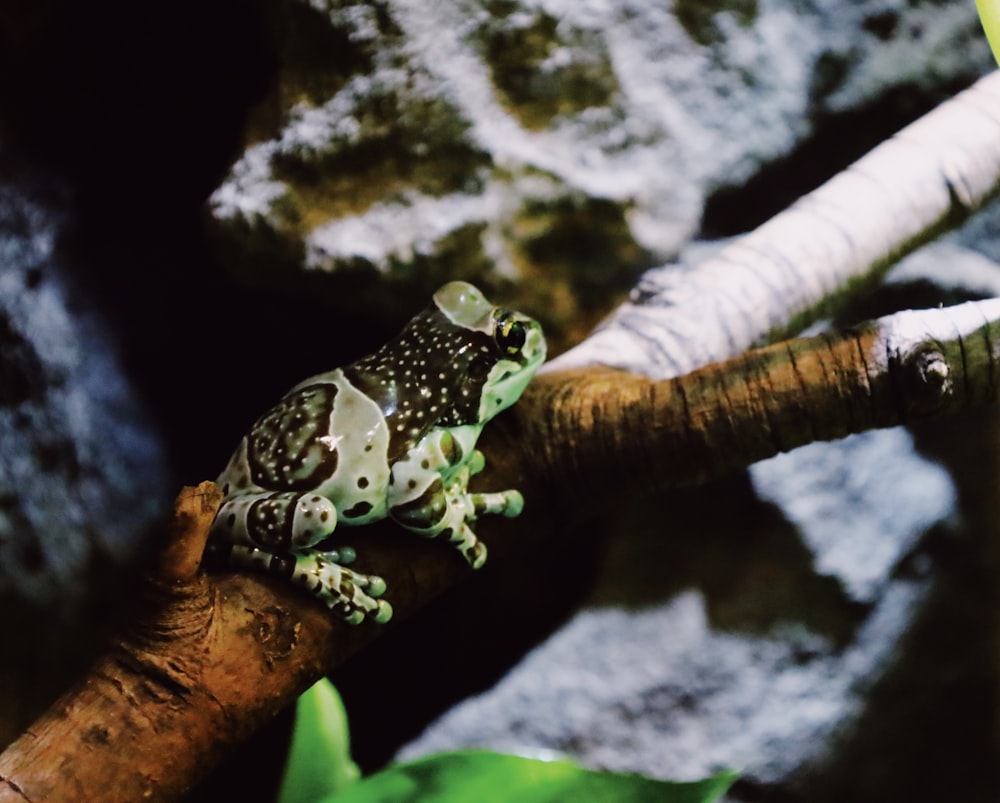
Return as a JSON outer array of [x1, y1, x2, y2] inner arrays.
[[207, 282, 546, 624]]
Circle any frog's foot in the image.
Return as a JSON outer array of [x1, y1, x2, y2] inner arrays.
[[211, 543, 392, 625], [212, 491, 337, 551], [290, 550, 393, 625], [470, 489, 524, 519]]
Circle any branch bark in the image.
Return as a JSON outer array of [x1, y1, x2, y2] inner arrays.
[[516, 298, 1000, 499]]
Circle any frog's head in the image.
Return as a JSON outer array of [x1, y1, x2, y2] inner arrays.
[[432, 281, 546, 425]]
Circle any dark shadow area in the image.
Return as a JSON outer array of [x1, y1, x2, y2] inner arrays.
[[594, 473, 871, 650], [330, 512, 609, 773], [0, 0, 413, 485]]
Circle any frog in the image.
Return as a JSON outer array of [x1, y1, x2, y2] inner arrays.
[[206, 281, 546, 625]]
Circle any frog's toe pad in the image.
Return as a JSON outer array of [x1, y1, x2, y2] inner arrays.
[[468, 540, 488, 570], [371, 600, 393, 623], [337, 598, 392, 625], [364, 574, 387, 598], [501, 490, 524, 518], [342, 608, 365, 626]]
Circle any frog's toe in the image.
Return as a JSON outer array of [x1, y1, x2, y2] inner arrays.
[[365, 574, 387, 598], [501, 490, 524, 518], [342, 607, 365, 626], [468, 450, 486, 475], [370, 600, 393, 624], [468, 540, 487, 570]]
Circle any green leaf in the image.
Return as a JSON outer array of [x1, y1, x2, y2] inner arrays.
[[277, 678, 361, 803], [319, 750, 738, 803], [977, 0, 1000, 63]]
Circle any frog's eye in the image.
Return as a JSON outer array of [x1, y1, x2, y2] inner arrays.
[[494, 313, 526, 357]]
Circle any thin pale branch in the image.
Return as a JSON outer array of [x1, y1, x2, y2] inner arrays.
[[548, 70, 1000, 378]]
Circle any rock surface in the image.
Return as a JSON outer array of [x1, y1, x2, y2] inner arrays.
[[0, 171, 169, 607], [395, 428, 961, 794], [210, 0, 993, 349], [0, 165, 170, 740]]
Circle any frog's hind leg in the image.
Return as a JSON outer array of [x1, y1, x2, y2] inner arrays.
[[289, 549, 393, 624], [211, 491, 337, 551], [209, 543, 392, 625]]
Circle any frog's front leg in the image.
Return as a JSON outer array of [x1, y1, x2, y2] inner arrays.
[[389, 473, 488, 568], [451, 448, 524, 518], [387, 430, 523, 568]]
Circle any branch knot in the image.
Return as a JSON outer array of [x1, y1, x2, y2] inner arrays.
[[901, 345, 952, 414]]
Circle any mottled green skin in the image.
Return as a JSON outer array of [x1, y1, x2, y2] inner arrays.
[[208, 282, 546, 624]]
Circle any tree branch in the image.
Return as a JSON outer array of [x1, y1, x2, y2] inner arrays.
[[514, 298, 1000, 498], [0, 480, 538, 802]]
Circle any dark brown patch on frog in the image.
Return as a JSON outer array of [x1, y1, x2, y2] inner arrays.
[[390, 477, 447, 530], [248, 384, 339, 491], [343, 500, 373, 519], [439, 430, 462, 464], [344, 306, 498, 461], [270, 553, 296, 579], [248, 494, 297, 549]]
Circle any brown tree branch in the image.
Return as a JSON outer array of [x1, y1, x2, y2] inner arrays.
[[515, 298, 1000, 498]]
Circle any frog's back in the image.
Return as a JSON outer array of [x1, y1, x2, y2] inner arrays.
[[218, 369, 392, 525]]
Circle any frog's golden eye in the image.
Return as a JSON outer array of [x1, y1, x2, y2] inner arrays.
[[494, 313, 526, 356]]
